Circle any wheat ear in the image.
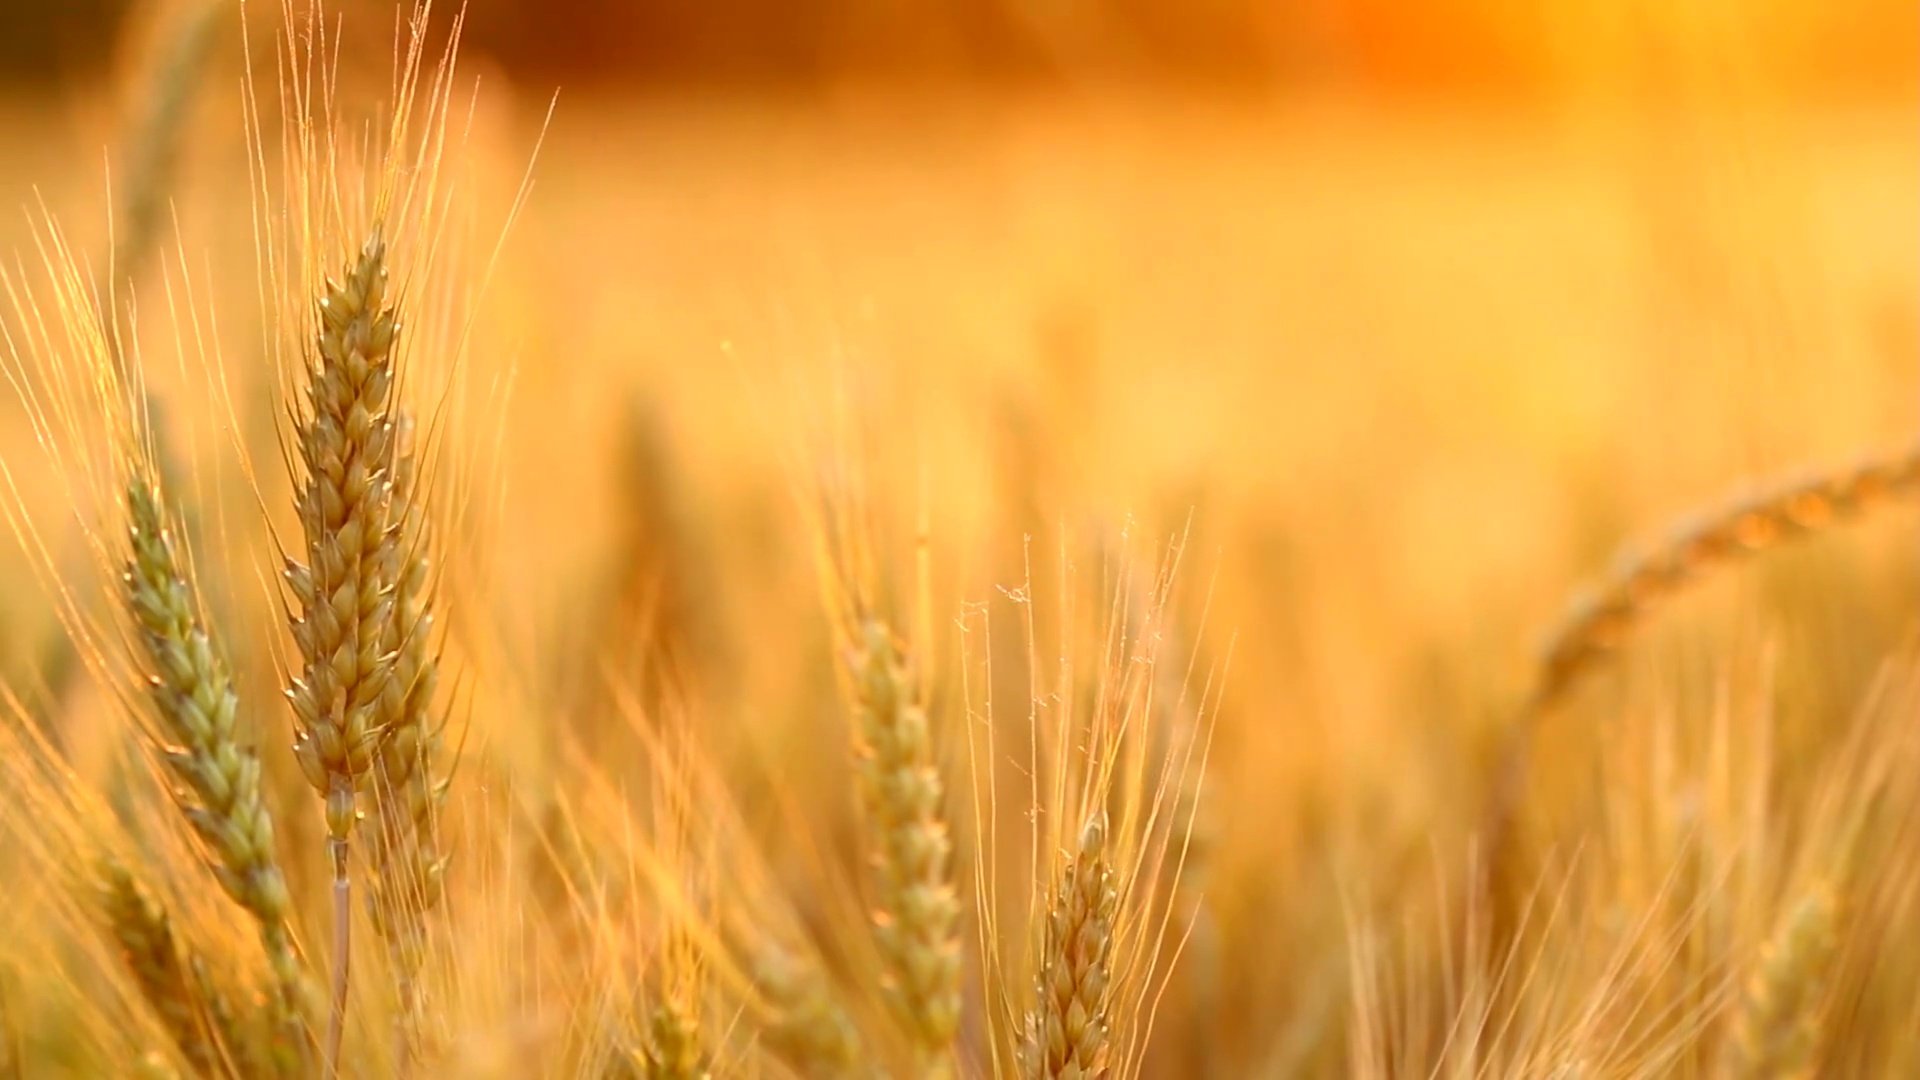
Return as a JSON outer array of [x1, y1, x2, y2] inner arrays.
[[1483, 444, 1920, 904], [846, 617, 962, 1073], [752, 942, 863, 1078], [100, 863, 229, 1077], [1719, 885, 1839, 1080], [364, 418, 447, 1066], [636, 994, 708, 1080], [285, 234, 404, 1074], [1021, 814, 1117, 1080], [1529, 445, 1920, 715], [124, 476, 308, 1068]]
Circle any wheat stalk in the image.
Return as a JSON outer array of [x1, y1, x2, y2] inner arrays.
[[284, 234, 406, 1074], [844, 617, 963, 1074], [1021, 814, 1117, 1080], [124, 473, 309, 1070]]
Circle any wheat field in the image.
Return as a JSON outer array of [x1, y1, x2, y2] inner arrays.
[[0, 1, 1915, 1077]]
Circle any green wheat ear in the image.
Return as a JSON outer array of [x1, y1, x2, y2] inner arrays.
[[123, 474, 309, 1068]]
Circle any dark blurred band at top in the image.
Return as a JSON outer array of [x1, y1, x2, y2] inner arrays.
[[2, 0, 1914, 93]]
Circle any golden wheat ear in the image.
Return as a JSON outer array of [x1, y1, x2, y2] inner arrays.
[[283, 234, 406, 1073], [794, 419, 963, 1072], [1482, 442, 1920, 912], [1020, 814, 1118, 1080], [1529, 444, 1920, 716], [110, 0, 226, 296], [602, 997, 711, 1080]]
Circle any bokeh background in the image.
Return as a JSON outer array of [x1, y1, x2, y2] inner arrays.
[[0, 0, 1916, 1073], [3, 0, 1915, 89]]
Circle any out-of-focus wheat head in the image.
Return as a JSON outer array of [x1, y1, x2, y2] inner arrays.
[[802, 457, 966, 1075], [1481, 442, 1920, 941], [1350, 642, 1920, 1078]]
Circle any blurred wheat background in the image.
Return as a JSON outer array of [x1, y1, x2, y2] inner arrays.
[[0, 0, 1915, 1076]]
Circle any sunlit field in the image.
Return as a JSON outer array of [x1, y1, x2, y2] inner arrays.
[[0, 1, 1915, 1076]]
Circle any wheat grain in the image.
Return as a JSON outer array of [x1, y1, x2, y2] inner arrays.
[[748, 937, 863, 1077], [733, 914, 864, 1076]]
